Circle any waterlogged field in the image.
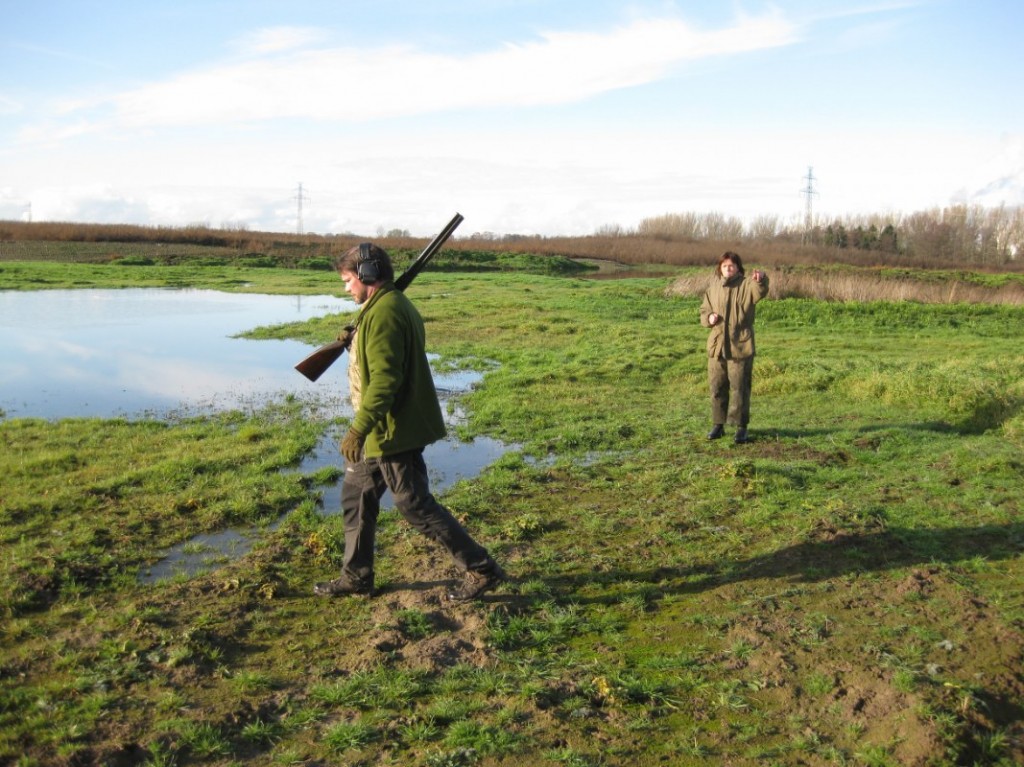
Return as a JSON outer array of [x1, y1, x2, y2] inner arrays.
[[1, 260, 1023, 766]]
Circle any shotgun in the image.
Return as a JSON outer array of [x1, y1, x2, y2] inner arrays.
[[294, 212, 464, 382]]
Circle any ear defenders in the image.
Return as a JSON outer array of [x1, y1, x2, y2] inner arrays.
[[356, 242, 382, 284]]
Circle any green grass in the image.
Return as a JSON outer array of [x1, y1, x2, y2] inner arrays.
[[0, 248, 590, 292], [1, 264, 1022, 765], [0, 257, 347, 293], [0, 400, 331, 615]]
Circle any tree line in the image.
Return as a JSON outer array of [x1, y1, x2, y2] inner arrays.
[[631, 204, 1021, 268]]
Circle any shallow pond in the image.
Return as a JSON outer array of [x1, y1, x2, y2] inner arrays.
[[0, 288, 511, 580], [0, 288, 354, 419]]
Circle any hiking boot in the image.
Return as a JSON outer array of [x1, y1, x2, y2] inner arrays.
[[313, 576, 374, 598], [447, 563, 507, 602], [707, 424, 724, 440], [734, 427, 749, 444]]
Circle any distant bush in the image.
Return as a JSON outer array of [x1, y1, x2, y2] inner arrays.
[[426, 250, 591, 275], [237, 256, 279, 268], [110, 256, 155, 266]]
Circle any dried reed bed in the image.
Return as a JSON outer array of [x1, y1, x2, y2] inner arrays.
[[4, 217, 1022, 272], [0, 221, 815, 266], [453, 234, 830, 268], [667, 269, 1024, 305]]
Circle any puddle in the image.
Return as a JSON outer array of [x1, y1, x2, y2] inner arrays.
[[140, 367, 515, 583]]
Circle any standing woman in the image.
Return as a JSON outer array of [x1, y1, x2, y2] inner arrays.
[[700, 251, 769, 444]]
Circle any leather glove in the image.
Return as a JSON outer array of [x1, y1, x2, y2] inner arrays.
[[338, 324, 356, 351], [340, 429, 365, 464]]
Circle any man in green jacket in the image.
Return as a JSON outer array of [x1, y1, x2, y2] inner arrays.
[[699, 251, 769, 444], [314, 243, 505, 601]]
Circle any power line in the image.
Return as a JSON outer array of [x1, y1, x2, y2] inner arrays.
[[294, 182, 310, 235], [801, 166, 818, 232]]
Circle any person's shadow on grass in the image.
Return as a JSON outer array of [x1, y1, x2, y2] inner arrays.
[[533, 521, 1024, 602]]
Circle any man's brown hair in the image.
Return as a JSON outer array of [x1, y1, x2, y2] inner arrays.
[[333, 243, 394, 284]]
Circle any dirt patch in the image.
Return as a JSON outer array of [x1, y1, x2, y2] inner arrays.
[[355, 587, 497, 672], [710, 563, 1024, 765], [309, 540, 506, 673], [753, 440, 852, 466]]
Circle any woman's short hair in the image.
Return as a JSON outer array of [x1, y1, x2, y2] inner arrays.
[[716, 251, 745, 276]]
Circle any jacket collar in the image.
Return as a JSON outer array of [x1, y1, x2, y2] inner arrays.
[[355, 281, 395, 324]]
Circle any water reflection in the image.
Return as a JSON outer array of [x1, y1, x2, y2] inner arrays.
[[0, 288, 357, 419]]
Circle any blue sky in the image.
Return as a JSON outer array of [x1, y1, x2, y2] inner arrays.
[[1, 0, 1021, 237]]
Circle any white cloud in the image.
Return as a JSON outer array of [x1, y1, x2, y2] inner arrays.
[[30, 184, 150, 224], [231, 26, 327, 55], [12, 125, 1020, 236], [23, 11, 799, 137], [961, 134, 1024, 208]]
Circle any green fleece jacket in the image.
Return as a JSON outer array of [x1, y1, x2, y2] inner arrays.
[[349, 283, 446, 457], [700, 271, 770, 360]]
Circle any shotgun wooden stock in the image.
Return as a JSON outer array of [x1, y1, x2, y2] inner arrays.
[[293, 327, 354, 382], [294, 212, 464, 382]]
